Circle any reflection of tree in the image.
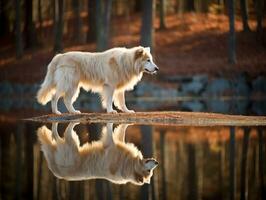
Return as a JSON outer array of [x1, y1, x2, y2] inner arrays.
[[25, 124, 35, 199], [229, 127, 236, 200], [176, 136, 187, 200], [15, 123, 24, 199], [187, 143, 197, 200], [258, 127, 265, 200], [140, 125, 155, 200], [69, 181, 84, 200], [219, 128, 226, 199], [160, 130, 166, 200], [87, 123, 113, 200], [36, 152, 43, 200], [240, 127, 250, 200]]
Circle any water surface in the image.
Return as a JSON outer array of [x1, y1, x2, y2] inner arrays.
[[1, 119, 265, 200]]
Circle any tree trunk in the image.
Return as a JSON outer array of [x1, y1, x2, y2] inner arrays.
[[223, 0, 228, 14], [185, 0, 195, 12], [141, 0, 155, 51], [177, 0, 184, 15], [96, 0, 113, 51], [87, 0, 97, 43], [0, 0, 9, 37], [15, 0, 23, 58], [240, 0, 250, 32], [38, 0, 43, 39], [25, 0, 37, 48], [102, 0, 113, 49], [54, 0, 64, 53], [254, 0, 263, 33], [228, 0, 236, 64], [95, 0, 104, 51], [72, 0, 82, 43], [159, 0, 166, 29], [200, 0, 209, 13]]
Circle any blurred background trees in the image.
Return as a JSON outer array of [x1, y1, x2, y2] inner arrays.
[[0, 0, 265, 62]]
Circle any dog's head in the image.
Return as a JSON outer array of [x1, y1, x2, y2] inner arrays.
[[134, 46, 158, 74], [133, 158, 158, 185]]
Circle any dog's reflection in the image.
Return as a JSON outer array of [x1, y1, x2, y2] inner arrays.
[[37, 123, 158, 185]]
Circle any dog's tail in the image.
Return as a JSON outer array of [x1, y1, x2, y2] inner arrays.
[[37, 126, 55, 147], [37, 126, 56, 160], [37, 54, 61, 105], [37, 126, 59, 175]]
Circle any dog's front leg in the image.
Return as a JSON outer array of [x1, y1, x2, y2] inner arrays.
[[102, 84, 117, 113], [114, 91, 135, 113]]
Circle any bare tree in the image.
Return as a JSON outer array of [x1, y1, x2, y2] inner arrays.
[[38, 0, 43, 39], [159, 0, 166, 29], [96, 0, 113, 51], [0, 0, 8, 37], [25, 0, 37, 48], [53, 0, 64, 52], [102, 0, 113, 49], [240, 0, 250, 32], [185, 0, 195, 12], [15, 0, 23, 58], [141, 0, 155, 50], [228, 0, 236, 64], [87, 0, 97, 43], [72, 0, 82, 43], [254, 0, 263, 33]]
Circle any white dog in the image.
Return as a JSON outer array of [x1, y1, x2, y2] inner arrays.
[[37, 123, 158, 185], [37, 46, 158, 114]]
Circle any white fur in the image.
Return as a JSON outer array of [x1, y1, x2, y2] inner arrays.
[[37, 46, 158, 114], [37, 123, 158, 185]]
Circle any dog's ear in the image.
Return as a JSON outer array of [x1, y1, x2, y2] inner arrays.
[[144, 158, 158, 170], [144, 47, 150, 53], [134, 47, 144, 60]]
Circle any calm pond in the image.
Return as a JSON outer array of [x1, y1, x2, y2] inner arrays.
[[1, 98, 266, 200]]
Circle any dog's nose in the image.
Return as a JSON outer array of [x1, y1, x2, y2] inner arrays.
[[155, 67, 159, 71], [154, 161, 159, 165]]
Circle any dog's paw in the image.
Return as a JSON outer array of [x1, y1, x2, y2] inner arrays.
[[107, 110, 118, 114], [70, 110, 81, 114], [124, 109, 135, 113], [54, 110, 62, 115]]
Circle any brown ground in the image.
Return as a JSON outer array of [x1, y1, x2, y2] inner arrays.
[[0, 13, 265, 84], [25, 111, 266, 126]]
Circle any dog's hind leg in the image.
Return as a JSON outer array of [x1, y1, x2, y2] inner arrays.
[[113, 124, 130, 142], [63, 86, 81, 114], [102, 84, 117, 113], [114, 91, 134, 113], [51, 122, 61, 140], [102, 123, 115, 148], [64, 122, 80, 147], [51, 92, 62, 114]]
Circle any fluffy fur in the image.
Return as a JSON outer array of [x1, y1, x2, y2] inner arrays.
[[37, 46, 158, 114], [37, 123, 158, 185]]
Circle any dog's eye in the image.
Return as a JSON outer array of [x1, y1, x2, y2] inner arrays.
[[147, 59, 150, 62], [147, 169, 151, 173]]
